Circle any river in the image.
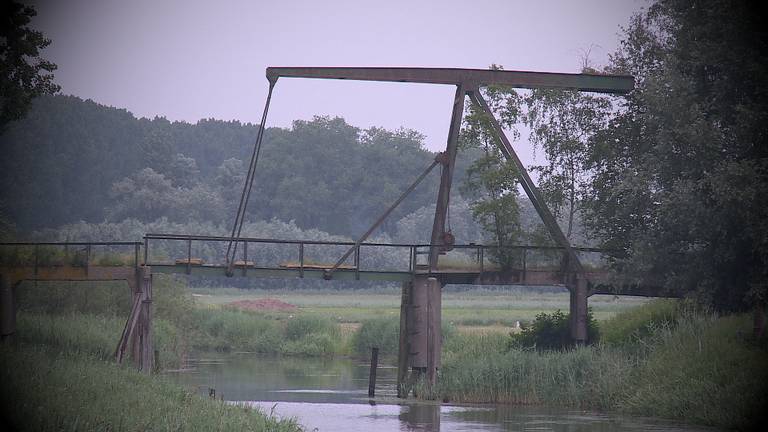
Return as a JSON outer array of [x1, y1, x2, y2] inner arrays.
[[167, 352, 717, 432]]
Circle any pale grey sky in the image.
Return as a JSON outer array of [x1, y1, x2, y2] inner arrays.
[[32, 0, 647, 164]]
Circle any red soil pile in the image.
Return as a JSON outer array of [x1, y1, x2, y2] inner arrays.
[[226, 298, 297, 312]]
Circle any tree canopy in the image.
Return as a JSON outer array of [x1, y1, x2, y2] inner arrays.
[[0, 0, 59, 131], [583, 0, 768, 311]]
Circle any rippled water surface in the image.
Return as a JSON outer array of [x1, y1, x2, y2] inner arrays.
[[168, 352, 717, 432]]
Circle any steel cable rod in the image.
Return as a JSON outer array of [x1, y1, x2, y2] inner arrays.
[[324, 158, 441, 279], [225, 80, 277, 272], [468, 90, 584, 275]]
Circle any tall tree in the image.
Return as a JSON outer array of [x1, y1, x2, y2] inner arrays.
[[524, 88, 610, 240], [0, 0, 59, 130], [460, 76, 525, 269], [584, 0, 768, 311]]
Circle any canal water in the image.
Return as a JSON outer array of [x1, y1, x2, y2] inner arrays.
[[168, 352, 717, 432]]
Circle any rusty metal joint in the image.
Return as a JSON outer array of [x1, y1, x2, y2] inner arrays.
[[434, 152, 450, 166]]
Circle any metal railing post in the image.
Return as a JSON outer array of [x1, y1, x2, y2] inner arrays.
[[242, 241, 248, 277], [186, 239, 192, 275], [479, 247, 484, 274], [85, 244, 91, 275], [522, 247, 527, 284], [409, 246, 414, 273], [299, 243, 304, 279], [33, 245, 39, 276], [354, 245, 360, 280]]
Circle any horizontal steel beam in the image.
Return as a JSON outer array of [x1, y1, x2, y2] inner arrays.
[[266, 67, 634, 94], [0, 241, 141, 246]]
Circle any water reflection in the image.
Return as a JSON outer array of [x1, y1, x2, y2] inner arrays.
[[169, 352, 718, 432], [399, 404, 440, 431]]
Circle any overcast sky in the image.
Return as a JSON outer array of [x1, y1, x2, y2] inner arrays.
[[31, 0, 647, 164]]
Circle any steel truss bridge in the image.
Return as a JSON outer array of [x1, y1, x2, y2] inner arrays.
[[1, 65, 644, 395]]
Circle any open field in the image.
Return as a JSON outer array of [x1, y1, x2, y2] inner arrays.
[[189, 286, 650, 330]]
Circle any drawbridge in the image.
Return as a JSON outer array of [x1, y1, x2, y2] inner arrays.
[[1, 66, 642, 396]]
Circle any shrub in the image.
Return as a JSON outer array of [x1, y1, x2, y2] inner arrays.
[[600, 298, 679, 345], [284, 315, 339, 341], [191, 309, 282, 353], [509, 309, 599, 350], [351, 317, 399, 356], [352, 317, 456, 357]]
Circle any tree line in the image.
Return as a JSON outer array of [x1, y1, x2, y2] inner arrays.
[[0, 95, 483, 237]]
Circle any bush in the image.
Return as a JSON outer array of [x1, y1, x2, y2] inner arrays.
[[191, 309, 282, 353], [600, 298, 679, 345], [284, 315, 339, 341], [351, 317, 400, 356], [509, 309, 599, 350], [620, 312, 768, 429], [351, 317, 456, 357]]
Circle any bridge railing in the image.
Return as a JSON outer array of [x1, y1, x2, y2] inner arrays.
[[143, 233, 609, 276], [0, 241, 143, 269]]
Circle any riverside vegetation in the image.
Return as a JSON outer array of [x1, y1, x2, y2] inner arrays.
[[3, 278, 767, 430]]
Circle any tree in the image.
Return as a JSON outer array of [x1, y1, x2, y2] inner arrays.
[[524, 88, 610, 240], [167, 153, 200, 188], [584, 0, 768, 312], [460, 76, 525, 269], [0, 0, 59, 130], [108, 168, 177, 222]]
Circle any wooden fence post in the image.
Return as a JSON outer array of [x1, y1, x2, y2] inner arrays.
[[368, 347, 379, 397]]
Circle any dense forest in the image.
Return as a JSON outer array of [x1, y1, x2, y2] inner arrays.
[[0, 95, 487, 239]]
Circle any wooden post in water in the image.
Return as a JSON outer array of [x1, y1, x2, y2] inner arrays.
[[569, 273, 589, 344], [401, 275, 442, 395], [425, 278, 441, 389], [368, 346, 379, 397], [397, 280, 412, 398], [0, 274, 15, 343]]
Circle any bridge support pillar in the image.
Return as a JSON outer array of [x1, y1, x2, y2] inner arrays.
[[397, 275, 441, 398], [129, 267, 154, 373], [569, 274, 589, 344], [0, 274, 15, 343]]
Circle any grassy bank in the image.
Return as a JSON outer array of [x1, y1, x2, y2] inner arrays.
[[3, 280, 305, 431], [435, 301, 768, 430], [192, 308, 342, 356], [0, 345, 302, 432]]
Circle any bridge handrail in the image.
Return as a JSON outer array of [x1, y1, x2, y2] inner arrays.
[[143, 233, 606, 253], [0, 241, 142, 246]]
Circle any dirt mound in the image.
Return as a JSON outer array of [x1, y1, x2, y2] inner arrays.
[[226, 299, 297, 312]]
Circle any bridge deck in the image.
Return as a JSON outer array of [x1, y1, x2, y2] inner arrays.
[[0, 237, 667, 297]]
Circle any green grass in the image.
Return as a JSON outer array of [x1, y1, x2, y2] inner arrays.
[[619, 312, 768, 429], [439, 340, 634, 407], [599, 298, 679, 345], [191, 308, 343, 356], [0, 345, 302, 432], [350, 316, 401, 356], [435, 308, 768, 430], [189, 287, 647, 326], [16, 312, 186, 369]]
